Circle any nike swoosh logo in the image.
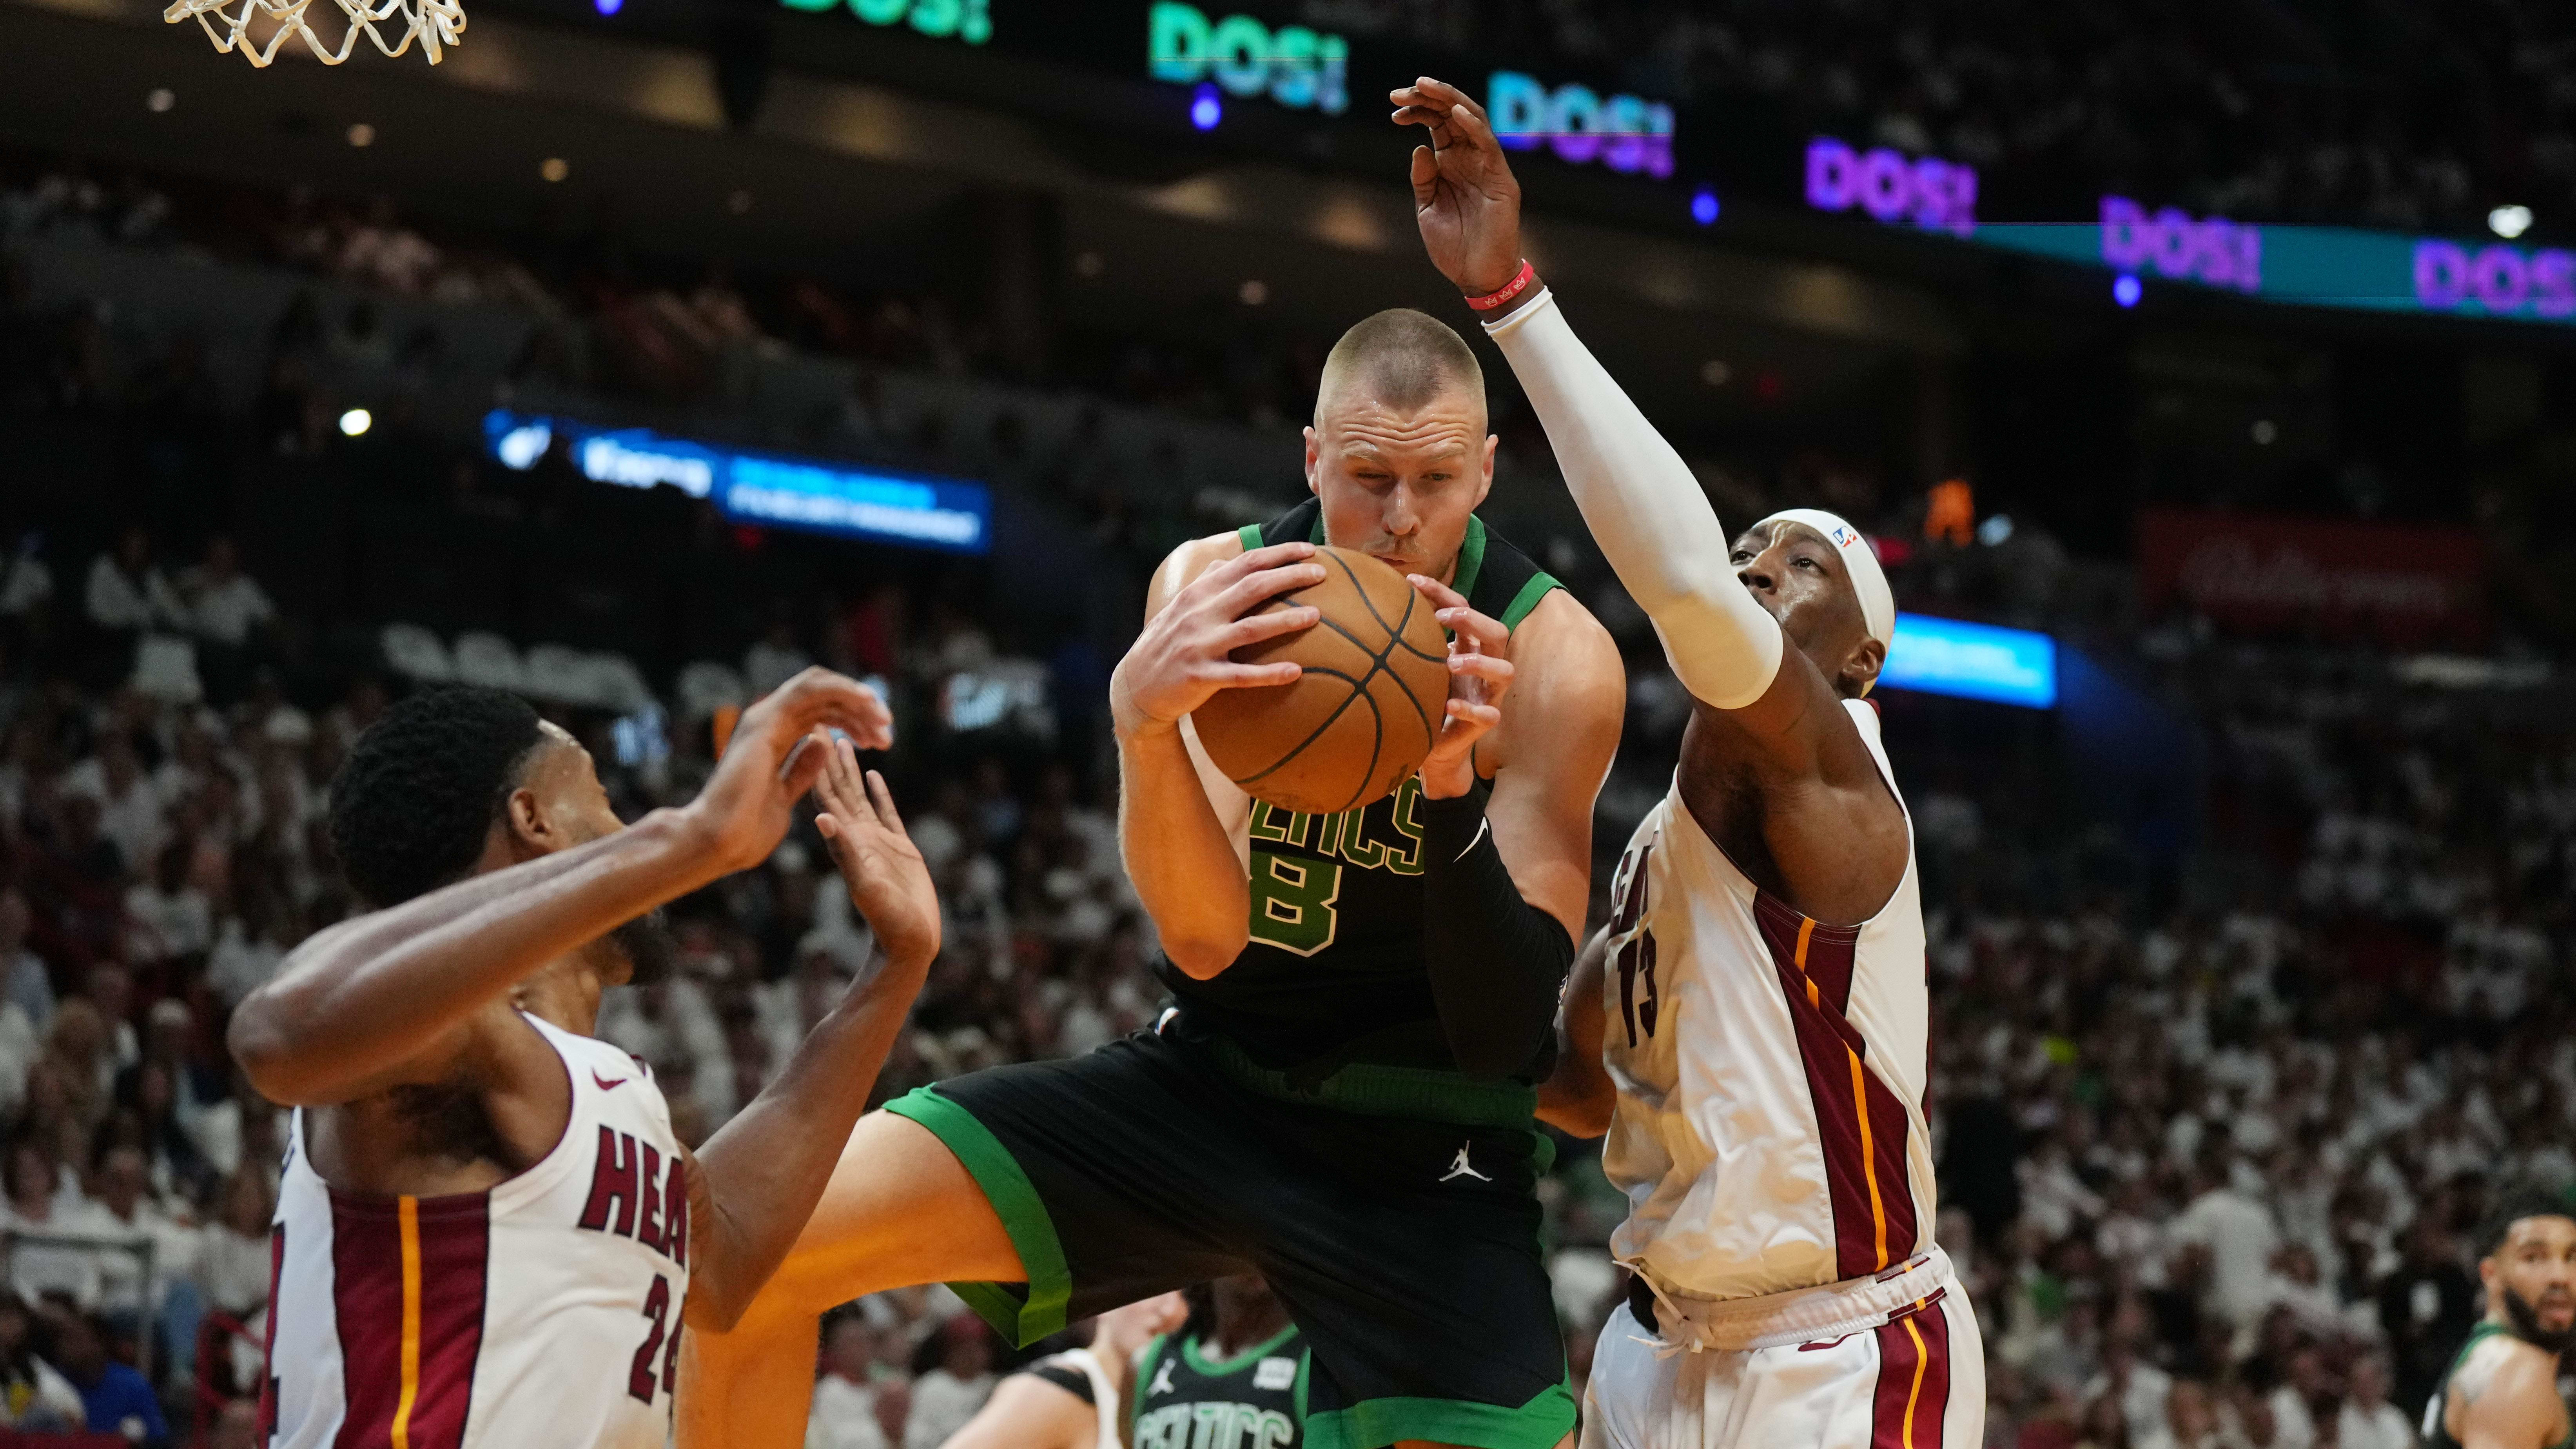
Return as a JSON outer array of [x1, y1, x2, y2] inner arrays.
[[592, 1070, 628, 1091]]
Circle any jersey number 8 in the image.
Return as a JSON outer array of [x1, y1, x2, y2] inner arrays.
[[1248, 851, 1341, 957]]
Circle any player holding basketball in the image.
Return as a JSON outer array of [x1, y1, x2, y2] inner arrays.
[[1393, 76, 1986, 1449], [232, 673, 939, 1447], [680, 311, 1624, 1449], [2421, 1190, 2576, 1449]]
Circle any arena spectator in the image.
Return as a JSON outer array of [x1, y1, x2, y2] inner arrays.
[[2, 1144, 100, 1311], [175, 538, 274, 705], [807, 1314, 894, 1449], [902, 1315, 997, 1449], [82, 529, 183, 638], [2335, 1354, 2413, 1449], [38, 1294, 167, 1446], [0, 1291, 83, 1430], [0, 891, 49, 1033]]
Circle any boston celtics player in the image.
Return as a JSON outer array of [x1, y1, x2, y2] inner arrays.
[[938, 1276, 1310, 1449], [2423, 1191, 2576, 1449], [1133, 1276, 1314, 1449], [677, 309, 1623, 1449]]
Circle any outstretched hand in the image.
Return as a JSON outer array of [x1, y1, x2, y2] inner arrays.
[[813, 737, 940, 970], [1392, 76, 1526, 296], [688, 667, 894, 874], [1408, 574, 1514, 799]]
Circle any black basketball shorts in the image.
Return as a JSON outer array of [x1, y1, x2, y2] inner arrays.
[[884, 1023, 1576, 1449]]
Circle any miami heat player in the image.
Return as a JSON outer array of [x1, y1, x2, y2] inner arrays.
[[229, 671, 936, 1448], [1398, 78, 1986, 1449]]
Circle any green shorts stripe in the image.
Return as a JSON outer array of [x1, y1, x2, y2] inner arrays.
[[1301, 1376, 1578, 1449], [884, 1086, 1073, 1347]]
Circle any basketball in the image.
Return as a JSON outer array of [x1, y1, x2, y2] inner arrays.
[[1192, 547, 1452, 815]]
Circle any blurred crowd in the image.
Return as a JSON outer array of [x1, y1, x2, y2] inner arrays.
[[0, 501, 1172, 1444], [11, 470, 2576, 1447], [0, 150, 1326, 435], [1887, 638, 2576, 1449], [1309, 0, 2573, 234]]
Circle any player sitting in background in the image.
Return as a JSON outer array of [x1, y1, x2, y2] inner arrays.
[[2422, 1190, 2576, 1449], [936, 1293, 1187, 1449], [1397, 75, 1985, 1449], [232, 673, 938, 1448], [1129, 1276, 1313, 1449]]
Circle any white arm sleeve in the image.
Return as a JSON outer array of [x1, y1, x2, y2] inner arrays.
[[1484, 289, 1784, 710]]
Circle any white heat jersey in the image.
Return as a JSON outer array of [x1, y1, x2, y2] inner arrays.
[[1599, 698, 1936, 1302], [263, 1013, 693, 1449]]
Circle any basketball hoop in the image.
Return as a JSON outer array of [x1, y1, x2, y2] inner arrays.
[[164, 0, 464, 65]]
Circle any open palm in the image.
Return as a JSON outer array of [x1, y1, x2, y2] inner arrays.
[[814, 739, 940, 969]]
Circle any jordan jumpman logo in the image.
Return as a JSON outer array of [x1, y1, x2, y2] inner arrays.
[[1440, 1142, 1491, 1183]]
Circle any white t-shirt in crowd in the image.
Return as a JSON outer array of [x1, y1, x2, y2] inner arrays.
[[804, 1373, 890, 1449], [61, 757, 169, 877], [0, 553, 50, 617], [185, 572, 276, 646], [2265, 1383, 2317, 1449], [124, 882, 212, 961], [2336, 1399, 2415, 1449], [83, 556, 183, 632], [193, 1222, 276, 1318], [901, 1370, 994, 1449], [207, 921, 285, 1008], [2167, 1186, 2282, 1326]]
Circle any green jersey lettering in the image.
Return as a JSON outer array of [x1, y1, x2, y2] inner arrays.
[[1247, 800, 1306, 848], [1248, 852, 1341, 956]]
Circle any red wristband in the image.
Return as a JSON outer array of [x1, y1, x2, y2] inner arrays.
[[1464, 260, 1537, 312]]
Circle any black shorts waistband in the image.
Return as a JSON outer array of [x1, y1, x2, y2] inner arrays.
[[1190, 1024, 1540, 1129]]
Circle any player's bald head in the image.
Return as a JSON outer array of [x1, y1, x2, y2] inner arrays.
[[1315, 308, 1485, 429]]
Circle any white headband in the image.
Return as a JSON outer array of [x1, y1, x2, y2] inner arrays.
[[1753, 508, 1896, 647]]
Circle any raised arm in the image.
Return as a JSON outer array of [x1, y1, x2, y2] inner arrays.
[[1111, 537, 1324, 979], [684, 739, 939, 1332], [1397, 78, 1907, 924], [228, 669, 892, 1104], [1394, 78, 1783, 714]]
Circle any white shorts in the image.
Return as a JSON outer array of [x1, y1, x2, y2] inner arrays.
[[1581, 1290, 1985, 1449]]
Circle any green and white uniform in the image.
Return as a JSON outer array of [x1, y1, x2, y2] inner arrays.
[[1133, 1325, 1311, 1449]]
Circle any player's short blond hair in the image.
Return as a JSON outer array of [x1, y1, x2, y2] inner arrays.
[[1317, 308, 1485, 423]]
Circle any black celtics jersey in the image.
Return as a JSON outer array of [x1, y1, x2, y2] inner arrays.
[[1133, 1324, 1310, 1449], [1159, 498, 1563, 1073]]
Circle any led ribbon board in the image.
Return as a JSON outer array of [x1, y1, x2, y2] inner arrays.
[[1969, 200, 2576, 325], [1489, 71, 1673, 178], [484, 411, 990, 554], [775, 0, 989, 44], [1804, 137, 1976, 237], [1881, 613, 2057, 708], [1148, 1, 1348, 115]]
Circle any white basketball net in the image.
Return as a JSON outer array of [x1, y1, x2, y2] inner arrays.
[[164, 0, 464, 65]]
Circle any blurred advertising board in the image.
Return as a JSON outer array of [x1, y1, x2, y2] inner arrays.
[[2135, 508, 2487, 646], [483, 411, 990, 554]]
